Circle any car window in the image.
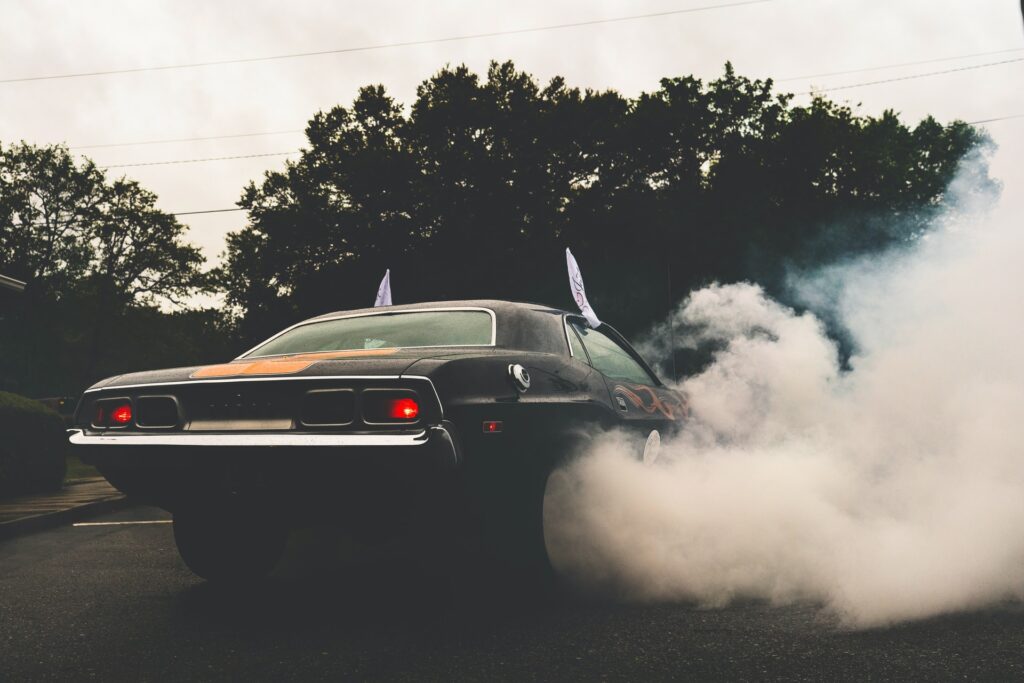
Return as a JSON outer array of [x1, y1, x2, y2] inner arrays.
[[247, 310, 493, 357], [570, 321, 656, 385]]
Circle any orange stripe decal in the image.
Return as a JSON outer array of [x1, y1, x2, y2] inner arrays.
[[190, 347, 400, 379]]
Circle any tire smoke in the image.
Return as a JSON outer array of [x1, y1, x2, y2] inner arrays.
[[544, 156, 1024, 627]]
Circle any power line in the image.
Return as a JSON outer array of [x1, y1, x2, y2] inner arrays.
[[73, 129, 303, 150], [966, 113, 1024, 124], [91, 108, 1022, 172], [795, 56, 1024, 96], [778, 46, 1024, 82], [99, 151, 298, 169], [0, 0, 772, 85], [171, 208, 245, 216], [21, 206, 247, 227], [67, 47, 1024, 152], [80, 56, 1024, 168], [88, 97, 1024, 173]]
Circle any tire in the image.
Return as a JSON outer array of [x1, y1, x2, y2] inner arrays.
[[461, 452, 561, 596], [431, 423, 597, 597], [173, 505, 287, 583]]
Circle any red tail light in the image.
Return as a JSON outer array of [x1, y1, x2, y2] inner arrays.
[[92, 398, 133, 428], [361, 391, 422, 423], [388, 397, 419, 420], [111, 403, 133, 425]]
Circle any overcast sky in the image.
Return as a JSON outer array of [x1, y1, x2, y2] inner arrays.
[[2, 0, 1022, 262]]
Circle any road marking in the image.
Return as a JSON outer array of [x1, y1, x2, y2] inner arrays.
[[73, 520, 172, 527]]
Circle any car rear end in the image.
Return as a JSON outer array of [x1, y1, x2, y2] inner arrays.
[[69, 375, 459, 527]]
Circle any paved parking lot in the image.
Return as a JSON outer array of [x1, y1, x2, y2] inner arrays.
[[3, 505, 1024, 681]]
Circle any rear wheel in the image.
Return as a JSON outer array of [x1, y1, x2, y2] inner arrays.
[[461, 439, 582, 595], [173, 505, 287, 583], [424, 422, 597, 596], [470, 470, 555, 591]]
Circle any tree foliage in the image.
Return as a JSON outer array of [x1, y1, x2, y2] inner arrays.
[[222, 62, 991, 347], [0, 62, 994, 395], [0, 142, 223, 395]]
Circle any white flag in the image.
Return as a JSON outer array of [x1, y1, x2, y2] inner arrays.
[[565, 248, 601, 328], [374, 269, 392, 307]]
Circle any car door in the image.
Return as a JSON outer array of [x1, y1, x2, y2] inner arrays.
[[566, 317, 686, 440]]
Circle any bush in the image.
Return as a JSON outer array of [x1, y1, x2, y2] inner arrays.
[[0, 391, 67, 495]]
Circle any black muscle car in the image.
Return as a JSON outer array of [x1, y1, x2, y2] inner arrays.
[[69, 300, 686, 583]]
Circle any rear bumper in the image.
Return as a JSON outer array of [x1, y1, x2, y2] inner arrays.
[[68, 428, 447, 450], [69, 423, 460, 465], [67, 424, 464, 520]]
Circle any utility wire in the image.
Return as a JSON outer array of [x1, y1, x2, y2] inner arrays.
[[21, 206, 247, 227], [0, 0, 772, 84], [795, 56, 1024, 96], [92, 107, 1024, 172], [966, 113, 1024, 124], [83, 57, 1024, 168], [171, 208, 246, 216], [40, 107, 1024, 222], [73, 129, 303, 150], [68, 47, 1024, 151], [100, 151, 298, 169], [778, 46, 1024, 82]]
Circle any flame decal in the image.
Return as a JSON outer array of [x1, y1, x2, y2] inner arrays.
[[190, 348, 400, 379], [613, 383, 688, 421]]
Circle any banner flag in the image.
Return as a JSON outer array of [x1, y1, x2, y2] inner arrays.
[[374, 269, 392, 307], [565, 248, 601, 328]]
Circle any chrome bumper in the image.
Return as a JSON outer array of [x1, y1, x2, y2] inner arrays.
[[67, 423, 461, 466], [68, 429, 431, 448]]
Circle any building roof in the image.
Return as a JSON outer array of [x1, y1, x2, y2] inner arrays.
[[0, 274, 26, 293]]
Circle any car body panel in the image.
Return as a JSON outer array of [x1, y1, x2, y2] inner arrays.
[[70, 300, 686, 531]]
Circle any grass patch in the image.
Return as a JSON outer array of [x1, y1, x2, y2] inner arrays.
[[65, 454, 100, 481], [0, 391, 67, 494]]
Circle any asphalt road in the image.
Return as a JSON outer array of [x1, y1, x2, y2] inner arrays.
[[3, 506, 1024, 682]]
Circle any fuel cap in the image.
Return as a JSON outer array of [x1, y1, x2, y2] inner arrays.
[[509, 364, 531, 392]]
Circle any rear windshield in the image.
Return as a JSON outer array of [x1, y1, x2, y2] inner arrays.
[[246, 310, 494, 357]]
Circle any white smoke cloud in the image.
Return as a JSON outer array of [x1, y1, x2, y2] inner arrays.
[[544, 157, 1024, 627]]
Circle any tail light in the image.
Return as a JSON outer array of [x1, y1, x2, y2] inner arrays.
[[111, 404, 132, 424], [362, 391, 420, 424], [92, 398, 133, 428], [300, 389, 356, 427], [388, 398, 419, 420], [136, 396, 180, 428]]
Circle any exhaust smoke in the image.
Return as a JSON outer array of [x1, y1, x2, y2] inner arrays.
[[544, 157, 1024, 627]]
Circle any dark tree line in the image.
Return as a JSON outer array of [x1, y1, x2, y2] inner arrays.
[[0, 61, 992, 396], [0, 143, 229, 396], [222, 61, 989, 348]]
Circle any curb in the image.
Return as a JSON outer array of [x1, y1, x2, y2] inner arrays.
[[0, 494, 131, 542]]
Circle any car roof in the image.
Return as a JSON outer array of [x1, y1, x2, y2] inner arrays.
[[251, 299, 664, 385], [306, 299, 570, 321]]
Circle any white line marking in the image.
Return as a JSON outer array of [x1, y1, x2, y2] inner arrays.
[[73, 520, 172, 527]]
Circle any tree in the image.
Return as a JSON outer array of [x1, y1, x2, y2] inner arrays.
[[0, 142, 216, 395], [0, 143, 99, 297], [221, 62, 990, 351]]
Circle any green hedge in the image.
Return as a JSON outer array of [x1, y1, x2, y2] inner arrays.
[[0, 391, 67, 496]]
